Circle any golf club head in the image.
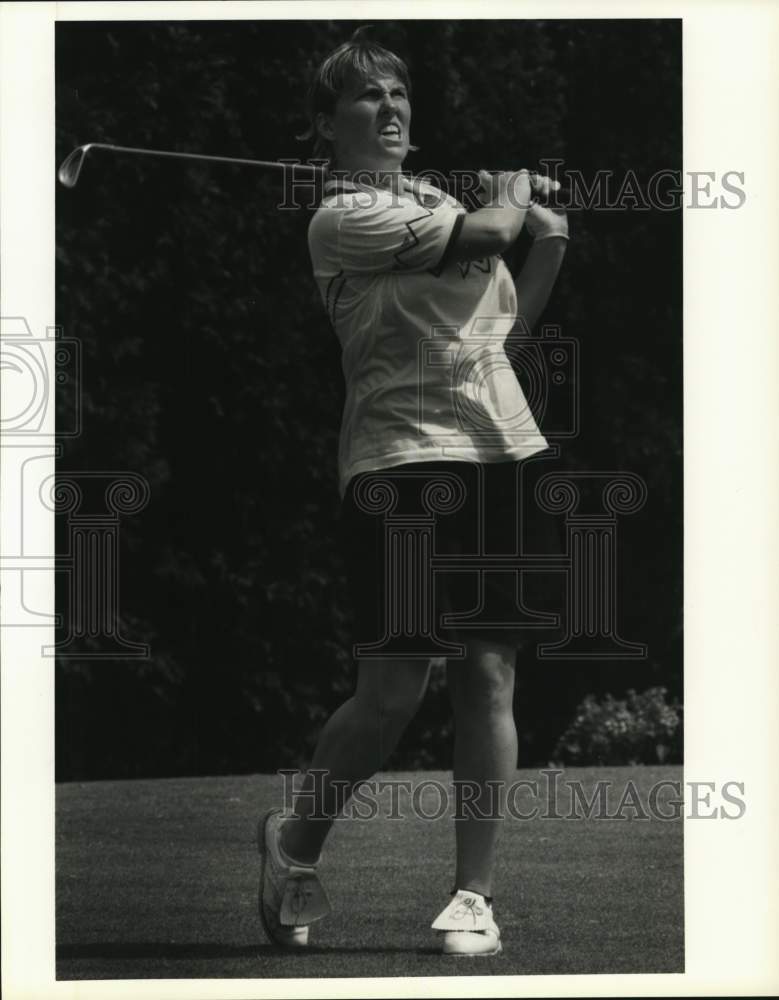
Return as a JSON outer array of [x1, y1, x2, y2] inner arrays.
[[58, 144, 95, 188]]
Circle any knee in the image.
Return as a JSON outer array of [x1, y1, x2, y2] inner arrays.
[[471, 676, 515, 717], [455, 650, 516, 717]]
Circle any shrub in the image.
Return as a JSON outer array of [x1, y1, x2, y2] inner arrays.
[[551, 686, 682, 766]]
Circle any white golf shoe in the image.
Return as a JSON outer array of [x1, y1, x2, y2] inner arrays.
[[257, 809, 331, 948], [432, 889, 502, 956]]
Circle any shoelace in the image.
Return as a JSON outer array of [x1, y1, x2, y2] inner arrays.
[[451, 896, 485, 925]]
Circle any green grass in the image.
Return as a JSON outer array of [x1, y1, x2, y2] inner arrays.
[[56, 767, 683, 980]]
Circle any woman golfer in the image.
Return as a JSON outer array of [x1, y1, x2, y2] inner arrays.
[[259, 29, 568, 957]]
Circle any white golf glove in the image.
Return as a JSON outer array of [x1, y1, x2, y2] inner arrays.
[[525, 203, 569, 241]]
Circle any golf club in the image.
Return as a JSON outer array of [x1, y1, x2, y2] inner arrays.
[[57, 143, 325, 189], [57, 142, 573, 206]]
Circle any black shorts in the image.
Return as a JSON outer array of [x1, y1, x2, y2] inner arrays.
[[339, 453, 566, 659]]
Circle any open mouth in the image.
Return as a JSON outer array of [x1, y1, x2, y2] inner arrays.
[[378, 124, 402, 138]]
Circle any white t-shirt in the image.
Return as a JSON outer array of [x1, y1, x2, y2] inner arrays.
[[308, 175, 549, 497]]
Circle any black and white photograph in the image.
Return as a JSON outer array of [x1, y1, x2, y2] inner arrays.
[[1, 3, 777, 998], [54, 13, 683, 977]]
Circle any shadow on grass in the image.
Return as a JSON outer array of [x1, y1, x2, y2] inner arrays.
[[57, 942, 443, 960]]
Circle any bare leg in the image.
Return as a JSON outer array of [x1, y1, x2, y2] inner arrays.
[[281, 657, 431, 864], [446, 638, 518, 898]]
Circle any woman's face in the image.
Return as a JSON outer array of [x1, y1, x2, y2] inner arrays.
[[319, 72, 411, 174]]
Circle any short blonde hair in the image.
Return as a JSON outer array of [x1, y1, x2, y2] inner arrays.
[[297, 26, 417, 163]]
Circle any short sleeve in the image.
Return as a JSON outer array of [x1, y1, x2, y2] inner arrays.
[[312, 183, 466, 276]]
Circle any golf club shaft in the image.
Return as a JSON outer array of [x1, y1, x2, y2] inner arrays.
[[57, 143, 323, 188], [57, 142, 573, 204]]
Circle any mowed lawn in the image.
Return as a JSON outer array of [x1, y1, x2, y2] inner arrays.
[[56, 767, 683, 980]]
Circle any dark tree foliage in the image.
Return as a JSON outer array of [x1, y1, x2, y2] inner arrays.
[[55, 20, 682, 779]]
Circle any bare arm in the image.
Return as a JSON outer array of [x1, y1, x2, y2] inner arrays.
[[511, 205, 569, 332], [446, 170, 533, 262], [446, 170, 563, 264]]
